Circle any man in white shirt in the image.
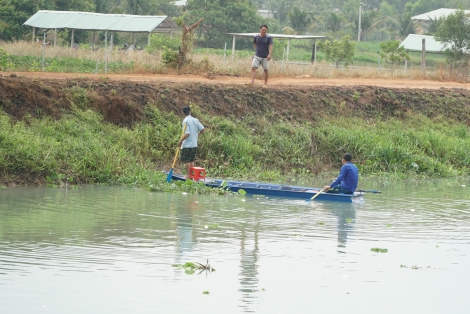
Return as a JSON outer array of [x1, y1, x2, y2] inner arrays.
[[178, 106, 205, 179]]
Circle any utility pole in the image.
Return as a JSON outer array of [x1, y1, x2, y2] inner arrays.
[[358, 2, 362, 42]]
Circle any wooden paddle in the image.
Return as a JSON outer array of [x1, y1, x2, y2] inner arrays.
[[306, 189, 323, 202], [166, 123, 187, 183]]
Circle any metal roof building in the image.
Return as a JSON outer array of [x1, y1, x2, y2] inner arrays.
[[400, 34, 445, 53], [173, 0, 187, 6], [23, 10, 178, 48], [411, 8, 470, 21]]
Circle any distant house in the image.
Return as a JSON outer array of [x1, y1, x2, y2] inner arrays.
[[400, 34, 445, 53], [411, 8, 470, 21], [411, 8, 470, 34], [257, 10, 275, 18], [173, 0, 187, 6]]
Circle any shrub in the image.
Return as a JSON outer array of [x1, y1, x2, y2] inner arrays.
[[0, 47, 7, 70], [146, 34, 181, 55]]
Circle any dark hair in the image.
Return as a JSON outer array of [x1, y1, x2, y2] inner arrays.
[[182, 106, 191, 114], [260, 24, 268, 30], [343, 153, 352, 162]]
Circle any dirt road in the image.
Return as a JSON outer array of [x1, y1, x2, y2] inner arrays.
[[8, 71, 469, 90]]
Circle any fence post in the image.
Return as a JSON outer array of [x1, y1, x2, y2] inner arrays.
[[224, 42, 227, 64], [377, 51, 380, 72], [104, 31, 108, 73], [421, 38, 426, 74]]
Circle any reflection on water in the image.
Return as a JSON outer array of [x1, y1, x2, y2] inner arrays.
[[238, 219, 260, 312], [0, 178, 470, 314], [330, 204, 356, 246], [174, 198, 196, 254]]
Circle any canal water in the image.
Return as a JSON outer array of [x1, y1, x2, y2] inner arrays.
[[0, 179, 469, 314]]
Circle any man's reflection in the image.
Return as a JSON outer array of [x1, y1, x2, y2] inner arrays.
[[324, 202, 357, 247], [172, 196, 198, 269], [238, 223, 260, 312]]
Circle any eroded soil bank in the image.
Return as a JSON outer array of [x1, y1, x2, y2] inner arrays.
[[1, 74, 469, 127]]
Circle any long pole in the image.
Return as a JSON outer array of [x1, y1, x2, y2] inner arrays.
[[231, 35, 236, 59], [357, 3, 362, 42], [224, 42, 227, 62], [378, 51, 380, 72]]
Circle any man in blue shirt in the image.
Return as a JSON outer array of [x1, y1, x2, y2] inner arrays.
[[323, 153, 359, 194], [250, 24, 273, 86], [178, 106, 205, 179]]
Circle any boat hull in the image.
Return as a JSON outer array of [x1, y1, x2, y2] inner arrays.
[[170, 174, 363, 202]]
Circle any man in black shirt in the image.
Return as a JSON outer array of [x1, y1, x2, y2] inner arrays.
[[250, 24, 273, 86]]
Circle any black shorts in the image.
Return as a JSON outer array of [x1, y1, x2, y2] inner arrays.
[[180, 147, 197, 163], [327, 184, 353, 194]]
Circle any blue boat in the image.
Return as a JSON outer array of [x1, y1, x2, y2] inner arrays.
[[170, 174, 365, 202]]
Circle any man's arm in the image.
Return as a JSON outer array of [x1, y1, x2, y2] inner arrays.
[[267, 44, 273, 61], [178, 133, 189, 147], [330, 166, 347, 187]]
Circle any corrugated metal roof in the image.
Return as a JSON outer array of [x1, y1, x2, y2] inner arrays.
[[173, 0, 187, 6], [23, 10, 178, 32], [227, 33, 326, 40], [400, 34, 444, 52], [411, 8, 470, 21]]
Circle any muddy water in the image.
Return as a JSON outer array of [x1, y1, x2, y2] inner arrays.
[[0, 180, 469, 314]]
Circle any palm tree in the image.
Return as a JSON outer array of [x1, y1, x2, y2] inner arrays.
[[127, 0, 151, 15], [324, 12, 343, 32], [352, 10, 379, 41], [388, 12, 416, 40], [272, 1, 290, 26], [288, 7, 313, 34], [424, 16, 442, 35]]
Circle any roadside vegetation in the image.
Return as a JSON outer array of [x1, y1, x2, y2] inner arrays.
[[0, 39, 453, 81]]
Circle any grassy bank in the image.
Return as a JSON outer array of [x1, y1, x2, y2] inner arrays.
[[1, 78, 469, 188]]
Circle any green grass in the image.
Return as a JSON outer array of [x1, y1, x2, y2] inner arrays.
[[1, 87, 469, 187], [5, 55, 136, 73]]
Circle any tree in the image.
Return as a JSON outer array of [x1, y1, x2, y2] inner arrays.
[[185, 0, 262, 48], [270, 0, 290, 26], [152, 0, 182, 16], [179, 18, 204, 64], [287, 7, 312, 34], [126, 0, 151, 15], [434, 9, 470, 77], [379, 40, 409, 74], [352, 9, 379, 41], [379, 1, 399, 18], [424, 16, 442, 35], [388, 12, 416, 40], [0, 47, 7, 70], [318, 35, 355, 68], [408, 0, 446, 16], [324, 12, 343, 33], [0, 0, 94, 41], [386, 0, 410, 14]]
